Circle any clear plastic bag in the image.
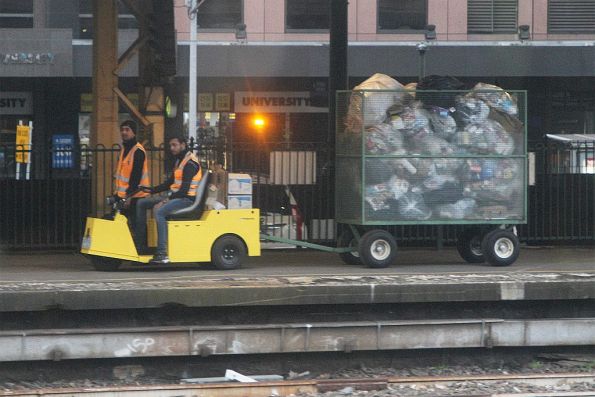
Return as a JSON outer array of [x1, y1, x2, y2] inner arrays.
[[436, 198, 477, 219], [426, 106, 458, 141], [397, 192, 432, 220], [458, 119, 515, 155], [454, 95, 490, 125], [472, 83, 518, 116]]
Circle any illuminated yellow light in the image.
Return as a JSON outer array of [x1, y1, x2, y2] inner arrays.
[[253, 117, 265, 127]]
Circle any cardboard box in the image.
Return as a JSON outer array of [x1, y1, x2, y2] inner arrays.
[[227, 173, 252, 195], [227, 195, 252, 209]]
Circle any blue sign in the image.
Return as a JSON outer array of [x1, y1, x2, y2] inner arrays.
[[52, 134, 74, 169]]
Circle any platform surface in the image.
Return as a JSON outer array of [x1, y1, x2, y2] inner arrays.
[[0, 246, 594, 311]]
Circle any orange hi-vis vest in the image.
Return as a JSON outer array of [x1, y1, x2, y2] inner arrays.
[[115, 143, 150, 198], [170, 152, 202, 196]]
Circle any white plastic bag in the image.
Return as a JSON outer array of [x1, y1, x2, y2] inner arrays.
[[347, 73, 404, 130]]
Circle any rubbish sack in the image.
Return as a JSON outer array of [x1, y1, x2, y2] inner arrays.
[[390, 158, 418, 179], [397, 192, 432, 220], [347, 73, 405, 131], [433, 157, 466, 175], [365, 124, 394, 154], [365, 198, 400, 221], [387, 101, 431, 139], [410, 135, 456, 156], [488, 108, 524, 134], [436, 198, 477, 219], [365, 183, 393, 211], [426, 106, 458, 141], [388, 175, 410, 200], [458, 119, 514, 155], [364, 123, 406, 155], [366, 159, 395, 184], [472, 83, 518, 116], [424, 181, 465, 205], [416, 75, 466, 109], [462, 160, 523, 206], [454, 95, 491, 126]]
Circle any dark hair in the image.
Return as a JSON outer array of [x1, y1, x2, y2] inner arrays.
[[168, 135, 187, 145], [120, 120, 137, 134]]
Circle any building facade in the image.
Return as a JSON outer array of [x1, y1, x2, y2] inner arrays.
[[1, 0, 595, 162]]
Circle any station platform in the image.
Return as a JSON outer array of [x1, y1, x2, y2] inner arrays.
[[0, 246, 594, 312]]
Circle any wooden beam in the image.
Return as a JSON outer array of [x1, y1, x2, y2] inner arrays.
[[113, 87, 151, 127], [114, 35, 149, 75]]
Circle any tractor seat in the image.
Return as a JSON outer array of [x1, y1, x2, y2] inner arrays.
[[166, 171, 211, 221]]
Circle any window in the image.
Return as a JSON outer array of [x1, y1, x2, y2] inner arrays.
[[286, 0, 329, 31], [548, 0, 595, 33], [0, 0, 33, 28], [377, 0, 427, 32], [77, 0, 138, 39], [196, 0, 242, 30], [468, 0, 518, 33]]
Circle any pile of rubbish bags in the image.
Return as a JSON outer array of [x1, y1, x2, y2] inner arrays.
[[340, 73, 525, 222]]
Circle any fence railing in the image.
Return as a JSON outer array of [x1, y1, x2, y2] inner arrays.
[[0, 140, 593, 250]]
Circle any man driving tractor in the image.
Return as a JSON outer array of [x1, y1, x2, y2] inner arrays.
[[135, 136, 202, 264]]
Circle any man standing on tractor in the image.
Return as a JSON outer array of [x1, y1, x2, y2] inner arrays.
[[136, 136, 202, 263], [113, 120, 150, 220]]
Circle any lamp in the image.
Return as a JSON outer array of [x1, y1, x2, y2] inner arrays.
[[235, 23, 247, 41], [518, 25, 530, 40], [425, 24, 436, 40]]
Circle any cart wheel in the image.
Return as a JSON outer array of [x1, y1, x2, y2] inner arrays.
[[358, 229, 397, 269], [337, 230, 362, 266], [456, 228, 485, 263], [481, 229, 520, 267], [211, 235, 246, 270], [89, 255, 121, 271]]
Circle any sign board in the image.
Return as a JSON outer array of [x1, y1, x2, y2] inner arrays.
[[15, 124, 31, 164], [1, 52, 55, 65], [215, 93, 231, 112], [198, 93, 213, 111], [0, 92, 33, 115], [52, 134, 74, 169], [234, 92, 327, 113]]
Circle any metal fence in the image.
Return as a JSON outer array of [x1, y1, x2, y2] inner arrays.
[[0, 140, 593, 250]]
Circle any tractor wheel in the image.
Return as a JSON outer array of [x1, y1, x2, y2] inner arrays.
[[211, 235, 247, 270]]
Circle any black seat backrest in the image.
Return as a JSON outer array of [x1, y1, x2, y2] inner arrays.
[[166, 170, 211, 220]]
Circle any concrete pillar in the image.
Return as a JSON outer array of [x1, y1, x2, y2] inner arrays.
[[91, 0, 119, 213]]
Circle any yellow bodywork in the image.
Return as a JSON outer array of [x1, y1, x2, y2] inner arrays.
[[81, 209, 261, 264]]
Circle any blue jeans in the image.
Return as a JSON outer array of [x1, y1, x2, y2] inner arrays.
[[135, 196, 193, 255]]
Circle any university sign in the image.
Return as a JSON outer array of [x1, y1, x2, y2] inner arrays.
[[0, 92, 33, 115], [234, 92, 327, 113], [1, 52, 55, 65]]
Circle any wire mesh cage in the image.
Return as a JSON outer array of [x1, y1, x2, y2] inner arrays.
[[335, 88, 527, 225]]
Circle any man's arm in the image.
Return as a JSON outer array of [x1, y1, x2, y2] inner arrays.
[[125, 149, 145, 195], [169, 161, 200, 199], [152, 174, 173, 194]]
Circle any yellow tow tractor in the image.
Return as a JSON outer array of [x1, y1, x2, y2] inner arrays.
[[81, 172, 261, 271]]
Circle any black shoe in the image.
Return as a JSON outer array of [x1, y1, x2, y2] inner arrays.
[[150, 254, 170, 264]]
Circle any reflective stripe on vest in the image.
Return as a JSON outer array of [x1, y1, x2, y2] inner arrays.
[[114, 143, 150, 198], [169, 152, 202, 196]]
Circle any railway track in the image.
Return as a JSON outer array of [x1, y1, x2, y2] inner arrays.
[[1, 373, 593, 396]]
